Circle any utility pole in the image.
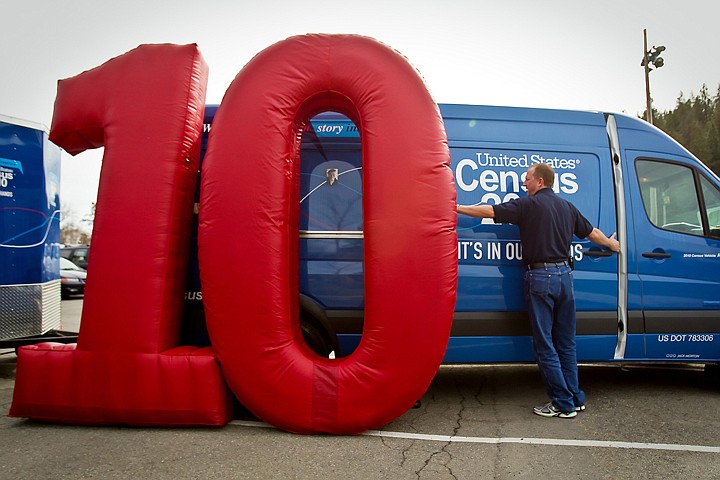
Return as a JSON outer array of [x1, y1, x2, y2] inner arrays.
[[641, 29, 666, 125], [643, 29, 652, 124]]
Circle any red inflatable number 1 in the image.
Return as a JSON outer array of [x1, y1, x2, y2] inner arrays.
[[10, 44, 233, 426]]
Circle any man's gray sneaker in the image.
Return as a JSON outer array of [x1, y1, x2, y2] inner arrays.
[[575, 404, 586, 412], [533, 402, 577, 418]]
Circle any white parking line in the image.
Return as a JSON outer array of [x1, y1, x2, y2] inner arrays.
[[229, 420, 720, 454]]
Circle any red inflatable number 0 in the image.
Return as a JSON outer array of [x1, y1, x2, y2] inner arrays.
[[200, 35, 456, 434]]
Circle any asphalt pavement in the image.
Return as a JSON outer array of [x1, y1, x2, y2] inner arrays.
[[1, 299, 720, 479]]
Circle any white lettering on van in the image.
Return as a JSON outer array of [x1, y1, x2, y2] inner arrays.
[[458, 241, 483, 260], [557, 173, 578, 194], [530, 154, 580, 170], [184, 291, 203, 301], [572, 243, 584, 261], [316, 124, 344, 135], [458, 242, 584, 263], [456, 155, 580, 195], [474, 152, 580, 170], [478, 153, 532, 168], [456, 158, 478, 191]]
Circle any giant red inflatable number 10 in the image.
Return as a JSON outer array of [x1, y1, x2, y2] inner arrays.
[[10, 35, 457, 435]]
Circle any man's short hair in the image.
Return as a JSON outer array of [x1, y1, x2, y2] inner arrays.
[[532, 163, 555, 187]]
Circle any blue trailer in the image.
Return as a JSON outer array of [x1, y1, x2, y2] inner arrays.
[[182, 104, 720, 367], [0, 115, 75, 348]]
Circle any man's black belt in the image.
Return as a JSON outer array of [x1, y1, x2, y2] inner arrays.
[[526, 260, 569, 270]]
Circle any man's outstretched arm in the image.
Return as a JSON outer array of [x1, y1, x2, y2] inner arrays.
[[457, 204, 495, 218]]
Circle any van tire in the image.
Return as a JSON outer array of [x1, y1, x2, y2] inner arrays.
[[704, 363, 720, 384], [300, 312, 339, 359]]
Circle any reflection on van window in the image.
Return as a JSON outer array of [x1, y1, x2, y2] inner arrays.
[[300, 159, 363, 231], [700, 175, 720, 238], [636, 160, 703, 236]]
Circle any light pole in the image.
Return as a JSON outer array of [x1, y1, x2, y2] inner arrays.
[[641, 29, 665, 124]]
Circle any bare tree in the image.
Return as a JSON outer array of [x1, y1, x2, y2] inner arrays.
[[60, 204, 91, 245]]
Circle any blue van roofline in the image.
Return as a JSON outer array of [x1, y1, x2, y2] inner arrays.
[[204, 101, 669, 138], [611, 111, 699, 159], [441, 104, 703, 169], [439, 103, 606, 125], [202, 102, 709, 173], [439, 103, 609, 148]]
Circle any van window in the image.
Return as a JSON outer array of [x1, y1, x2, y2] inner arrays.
[[636, 160, 703, 236], [300, 159, 362, 232], [700, 175, 720, 238]]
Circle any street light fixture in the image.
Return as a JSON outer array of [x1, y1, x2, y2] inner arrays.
[[641, 29, 666, 124]]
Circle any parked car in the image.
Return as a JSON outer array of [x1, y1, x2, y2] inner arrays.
[[60, 245, 90, 270], [60, 257, 86, 298]]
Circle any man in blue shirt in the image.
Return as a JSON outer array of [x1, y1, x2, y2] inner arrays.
[[457, 163, 620, 418]]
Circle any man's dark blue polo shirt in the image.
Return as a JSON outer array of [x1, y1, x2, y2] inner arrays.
[[492, 188, 593, 265]]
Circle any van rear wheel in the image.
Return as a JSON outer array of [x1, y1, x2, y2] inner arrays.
[[704, 363, 720, 384], [300, 315, 339, 359]]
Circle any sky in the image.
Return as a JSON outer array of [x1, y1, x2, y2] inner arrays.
[[3, 0, 719, 222]]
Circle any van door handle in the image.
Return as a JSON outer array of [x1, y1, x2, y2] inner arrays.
[[642, 252, 671, 259], [583, 249, 612, 257]]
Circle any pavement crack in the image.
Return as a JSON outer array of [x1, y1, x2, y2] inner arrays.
[[415, 446, 457, 480], [412, 376, 467, 479]]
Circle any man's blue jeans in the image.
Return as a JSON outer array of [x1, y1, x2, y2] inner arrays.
[[524, 264, 585, 413]]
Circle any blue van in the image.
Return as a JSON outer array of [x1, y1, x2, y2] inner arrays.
[[183, 104, 720, 366]]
